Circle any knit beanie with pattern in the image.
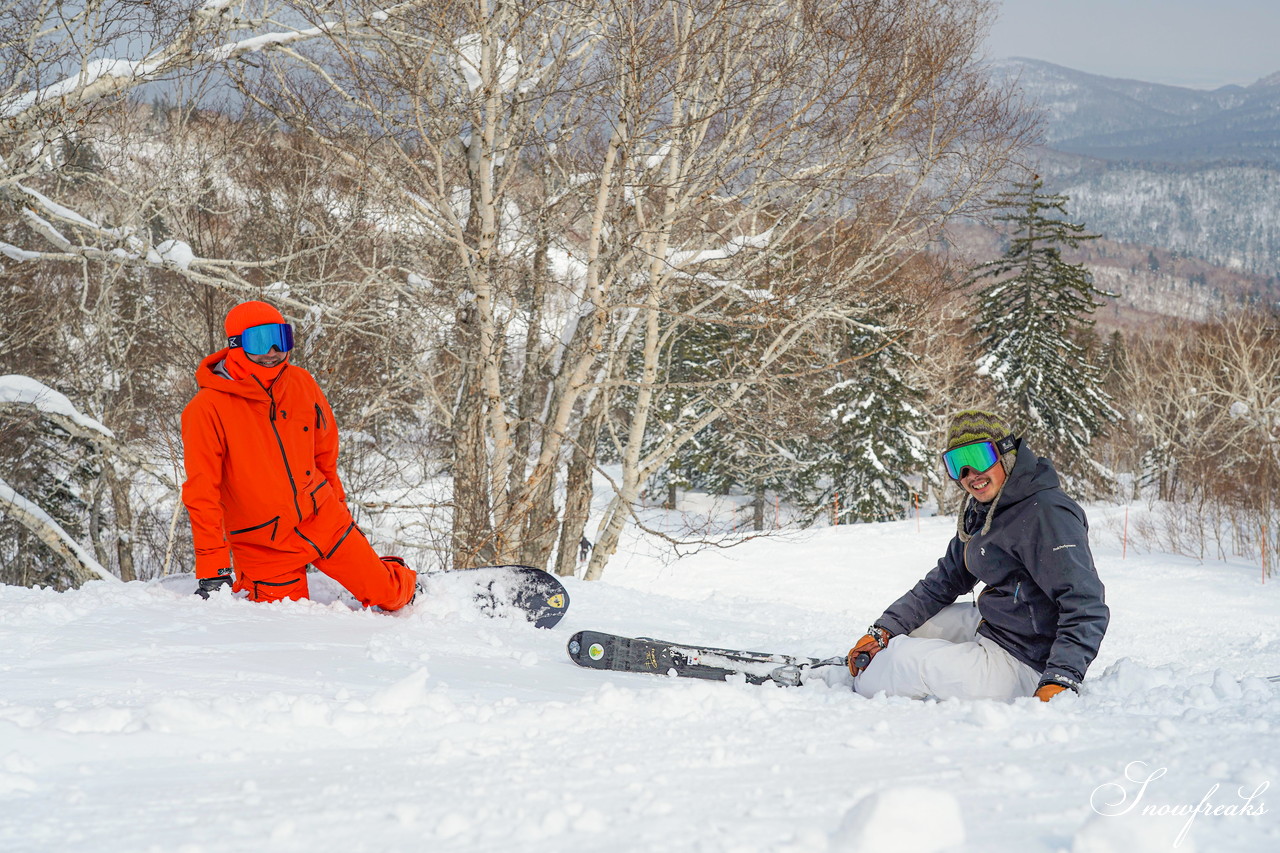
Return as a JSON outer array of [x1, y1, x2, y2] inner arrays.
[[945, 409, 1013, 452], [945, 408, 1017, 541]]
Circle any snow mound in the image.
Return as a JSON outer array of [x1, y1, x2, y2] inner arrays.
[[367, 667, 432, 714], [1073, 811, 1196, 853], [832, 787, 964, 852]]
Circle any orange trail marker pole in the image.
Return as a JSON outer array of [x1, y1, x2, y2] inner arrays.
[[1123, 506, 1129, 560], [1262, 521, 1268, 584]]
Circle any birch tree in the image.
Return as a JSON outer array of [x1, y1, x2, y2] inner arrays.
[[228, 0, 1029, 576], [1113, 311, 1280, 564], [580, 0, 1029, 577]]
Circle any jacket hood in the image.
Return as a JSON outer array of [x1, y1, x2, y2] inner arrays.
[[997, 438, 1061, 506], [195, 348, 288, 401]]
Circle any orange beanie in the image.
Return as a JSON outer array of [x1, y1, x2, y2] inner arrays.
[[225, 301, 286, 338], [222, 301, 290, 384]]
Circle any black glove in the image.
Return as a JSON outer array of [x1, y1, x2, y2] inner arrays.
[[195, 568, 233, 599]]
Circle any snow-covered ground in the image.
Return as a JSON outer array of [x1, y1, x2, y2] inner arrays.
[[2, 502, 1278, 853]]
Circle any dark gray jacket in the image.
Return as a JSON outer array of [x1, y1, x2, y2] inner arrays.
[[876, 440, 1109, 687]]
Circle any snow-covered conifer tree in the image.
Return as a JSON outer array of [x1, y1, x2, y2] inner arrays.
[[817, 324, 931, 523], [644, 320, 801, 527], [969, 178, 1119, 478]]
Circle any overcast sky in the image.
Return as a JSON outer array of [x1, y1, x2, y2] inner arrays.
[[985, 0, 1280, 89]]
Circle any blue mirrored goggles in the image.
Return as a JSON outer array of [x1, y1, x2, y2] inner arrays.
[[228, 322, 294, 355], [942, 435, 1015, 480]]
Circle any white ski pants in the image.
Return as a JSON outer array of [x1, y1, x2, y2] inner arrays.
[[853, 603, 1042, 701]]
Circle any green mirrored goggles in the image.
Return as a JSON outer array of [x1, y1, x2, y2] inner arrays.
[[942, 435, 1016, 480]]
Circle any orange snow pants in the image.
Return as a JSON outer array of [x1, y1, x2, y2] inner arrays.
[[227, 490, 415, 611]]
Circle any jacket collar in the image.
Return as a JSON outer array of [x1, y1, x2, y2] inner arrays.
[[195, 348, 289, 401], [960, 438, 1060, 539]]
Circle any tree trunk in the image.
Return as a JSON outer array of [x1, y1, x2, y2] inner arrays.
[[111, 472, 137, 582], [519, 473, 560, 570], [88, 477, 109, 569], [555, 390, 606, 577], [0, 474, 113, 586], [584, 494, 626, 582], [451, 305, 496, 569]]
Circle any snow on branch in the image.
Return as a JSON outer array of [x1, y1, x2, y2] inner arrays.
[[3, 181, 308, 295], [0, 2, 434, 293], [1, 0, 435, 127], [0, 475, 119, 585], [3, 58, 161, 121], [0, 376, 125, 584], [0, 375, 114, 438], [0, 375, 177, 489], [14, 181, 196, 269], [666, 227, 776, 269], [0, 241, 42, 262]]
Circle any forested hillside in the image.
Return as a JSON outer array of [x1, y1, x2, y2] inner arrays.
[[993, 59, 1280, 281]]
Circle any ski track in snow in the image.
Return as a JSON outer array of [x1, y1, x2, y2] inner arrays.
[[2, 507, 1278, 853]]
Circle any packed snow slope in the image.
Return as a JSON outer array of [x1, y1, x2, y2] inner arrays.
[[2, 502, 1278, 853]]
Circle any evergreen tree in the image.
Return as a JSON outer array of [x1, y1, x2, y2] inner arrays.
[[1098, 330, 1128, 398], [970, 178, 1119, 477], [649, 318, 804, 524], [642, 318, 736, 504], [815, 323, 932, 523]]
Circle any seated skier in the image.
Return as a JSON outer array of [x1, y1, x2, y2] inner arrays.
[[848, 409, 1109, 702]]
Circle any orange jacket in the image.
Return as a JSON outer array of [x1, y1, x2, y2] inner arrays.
[[181, 349, 346, 578]]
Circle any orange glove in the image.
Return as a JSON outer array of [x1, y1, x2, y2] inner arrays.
[[1034, 683, 1068, 702], [1034, 675, 1079, 701], [847, 626, 892, 676]]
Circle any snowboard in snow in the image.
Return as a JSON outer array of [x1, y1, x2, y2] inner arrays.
[[160, 564, 569, 628], [566, 630, 845, 686], [418, 564, 570, 629]]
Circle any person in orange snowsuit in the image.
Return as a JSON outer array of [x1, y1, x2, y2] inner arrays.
[[181, 300, 416, 610]]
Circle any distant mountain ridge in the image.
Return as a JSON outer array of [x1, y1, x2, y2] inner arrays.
[[992, 58, 1280, 164], [987, 59, 1280, 284]]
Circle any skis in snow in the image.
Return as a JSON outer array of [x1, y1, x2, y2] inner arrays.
[[568, 632, 1280, 687], [566, 630, 846, 686]]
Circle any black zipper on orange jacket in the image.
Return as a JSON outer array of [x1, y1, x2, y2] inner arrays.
[[254, 372, 303, 523]]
